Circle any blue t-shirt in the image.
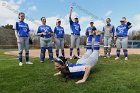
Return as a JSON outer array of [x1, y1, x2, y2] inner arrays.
[[15, 21, 30, 37], [70, 20, 81, 35], [116, 24, 129, 37], [37, 25, 53, 38], [54, 26, 65, 38], [65, 63, 85, 78]]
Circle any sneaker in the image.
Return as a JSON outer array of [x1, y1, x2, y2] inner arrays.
[[26, 62, 33, 64], [19, 62, 23, 66], [125, 57, 128, 60], [40, 61, 44, 63], [115, 57, 119, 60], [70, 56, 72, 59], [77, 56, 81, 59]]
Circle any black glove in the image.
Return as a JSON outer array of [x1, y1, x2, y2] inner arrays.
[[85, 31, 89, 36], [127, 22, 132, 26]]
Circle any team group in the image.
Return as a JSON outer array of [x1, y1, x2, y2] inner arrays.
[[14, 6, 132, 66]]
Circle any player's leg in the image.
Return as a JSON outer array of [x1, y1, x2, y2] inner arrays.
[[91, 37, 95, 51], [17, 37, 24, 66], [76, 35, 93, 63], [104, 37, 108, 58], [76, 35, 80, 57], [115, 38, 121, 60], [122, 37, 128, 60], [40, 38, 47, 63], [55, 38, 60, 57], [76, 34, 101, 67], [61, 38, 65, 57], [25, 37, 33, 64], [107, 37, 112, 58], [47, 38, 54, 61], [70, 35, 75, 59]]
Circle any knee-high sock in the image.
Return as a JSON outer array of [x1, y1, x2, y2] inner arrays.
[[40, 47, 46, 62], [25, 51, 29, 62], [48, 47, 53, 60], [104, 47, 108, 56], [123, 49, 128, 57], [18, 52, 22, 62], [61, 49, 65, 57], [94, 35, 100, 50], [77, 48, 80, 56], [70, 48, 73, 57], [116, 49, 120, 57]]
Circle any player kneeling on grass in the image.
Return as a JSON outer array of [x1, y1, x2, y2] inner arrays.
[[115, 17, 132, 60], [14, 12, 33, 66], [54, 34, 101, 84]]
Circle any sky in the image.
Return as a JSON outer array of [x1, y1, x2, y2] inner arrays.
[[0, 0, 140, 35]]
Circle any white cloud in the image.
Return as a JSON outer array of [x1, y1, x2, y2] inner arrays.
[[0, 1, 105, 36], [105, 10, 112, 17], [129, 14, 140, 31], [28, 5, 37, 11]]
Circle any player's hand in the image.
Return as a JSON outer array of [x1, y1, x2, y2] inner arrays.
[[102, 39, 104, 42], [75, 79, 86, 84], [42, 32, 46, 35], [17, 38, 20, 43]]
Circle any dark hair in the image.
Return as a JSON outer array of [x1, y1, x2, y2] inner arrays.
[[122, 17, 126, 20], [18, 12, 25, 19], [106, 18, 111, 21], [41, 17, 46, 21], [54, 56, 67, 66]]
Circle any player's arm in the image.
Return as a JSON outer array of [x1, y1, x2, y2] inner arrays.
[[15, 30, 20, 42], [75, 66, 92, 84], [54, 71, 61, 76], [69, 6, 73, 21], [37, 27, 46, 36]]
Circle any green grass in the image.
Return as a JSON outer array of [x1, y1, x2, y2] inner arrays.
[[0, 49, 140, 93]]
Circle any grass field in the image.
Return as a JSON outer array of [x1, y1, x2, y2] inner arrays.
[[0, 49, 140, 93]]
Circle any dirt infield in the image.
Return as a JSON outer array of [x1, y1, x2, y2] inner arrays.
[[4, 48, 140, 58]]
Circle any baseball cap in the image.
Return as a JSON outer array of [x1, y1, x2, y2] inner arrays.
[[120, 18, 126, 22], [56, 19, 61, 23], [74, 15, 78, 19]]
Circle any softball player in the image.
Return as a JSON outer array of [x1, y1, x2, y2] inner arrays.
[[85, 21, 97, 50], [14, 12, 33, 66], [54, 34, 101, 84], [115, 18, 132, 60], [54, 19, 65, 57], [102, 18, 115, 58], [69, 6, 81, 59], [37, 17, 54, 62]]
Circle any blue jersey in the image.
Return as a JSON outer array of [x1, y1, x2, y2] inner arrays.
[[116, 24, 129, 37], [37, 25, 53, 38], [15, 21, 30, 37], [70, 20, 81, 35], [65, 63, 85, 78], [54, 26, 65, 38]]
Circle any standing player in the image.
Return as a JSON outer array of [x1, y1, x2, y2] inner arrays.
[[54, 19, 65, 57], [14, 12, 33, 66], [54, 33, 101, 84], [85, 21, 97, 50], [37, 17, 54, 62], [102, 18, 115, 58], [69, 6, 81, 59], [115, 18, 132, 60]]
